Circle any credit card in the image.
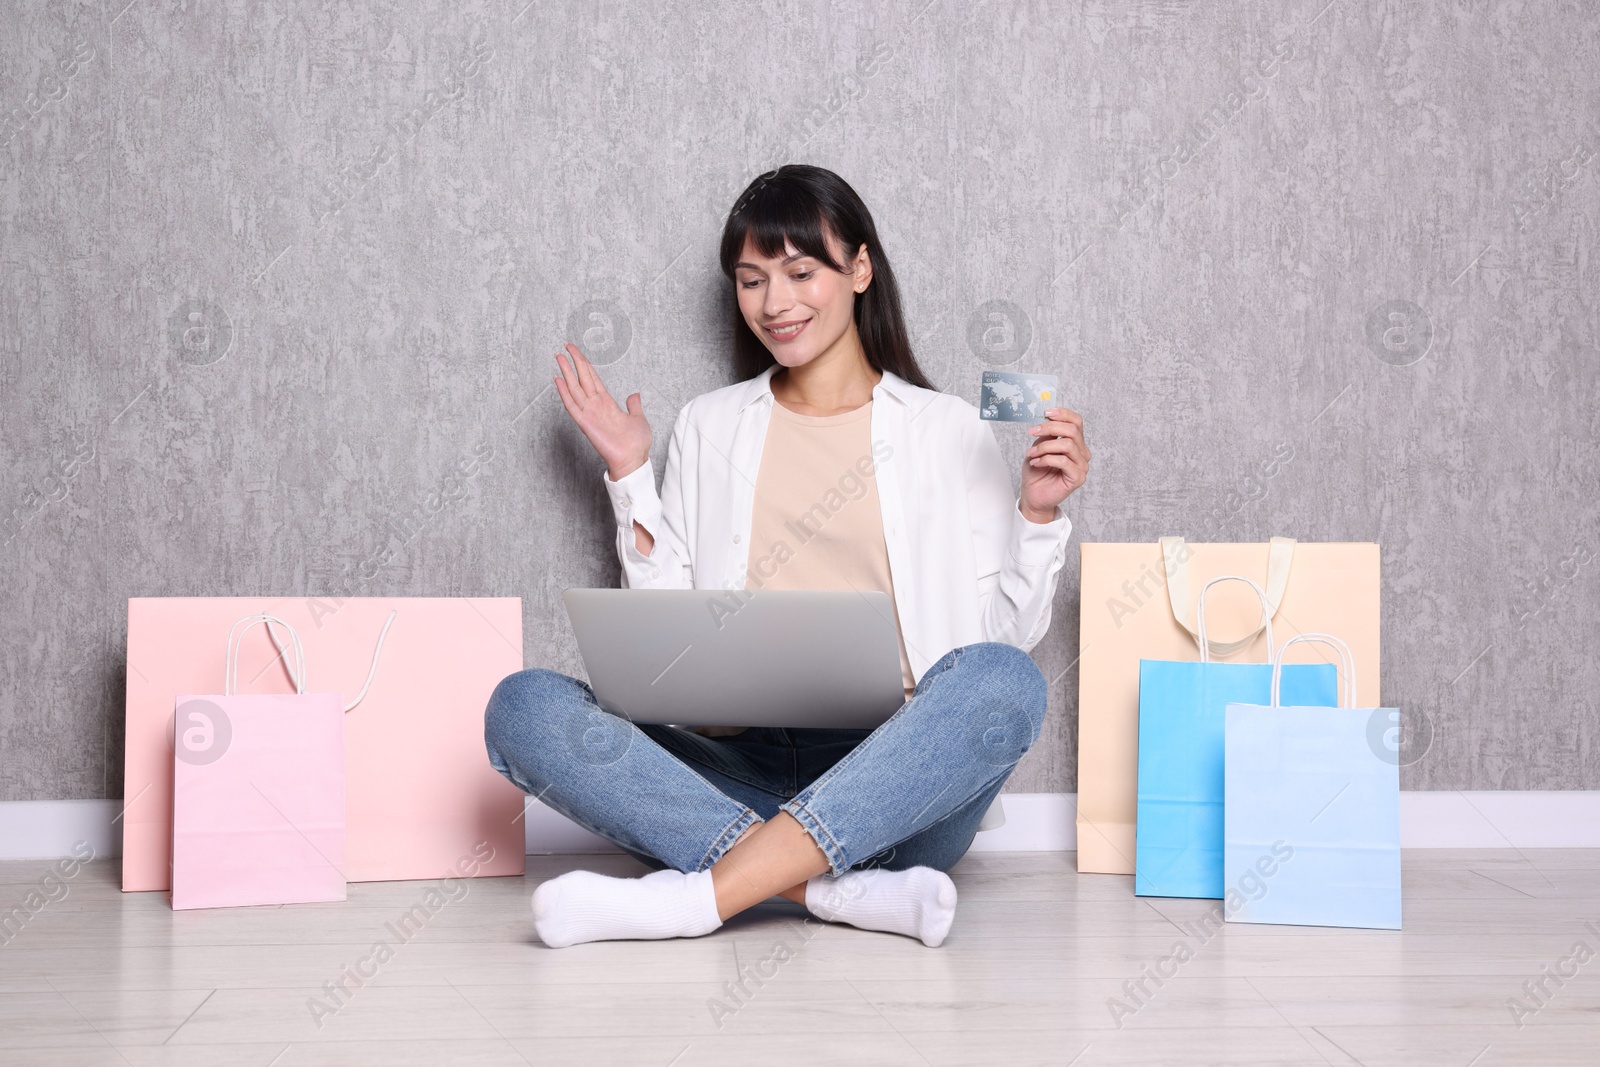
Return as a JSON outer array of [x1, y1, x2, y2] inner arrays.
[[978, 370, 1059, 422]]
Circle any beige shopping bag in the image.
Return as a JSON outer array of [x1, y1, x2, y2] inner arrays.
[[1075, 538, 1380, 874]]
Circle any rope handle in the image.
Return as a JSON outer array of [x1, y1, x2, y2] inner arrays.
[[225, 614, 306, 696], [1271, 631, 1357, 709], [225, 610, 397, 711], [1161, 536, 1295, 658], [1196, 576, 1276, 664]]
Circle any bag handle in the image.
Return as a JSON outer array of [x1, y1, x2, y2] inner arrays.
[[225, 614, 307, 696], [1162, 536, 1295, 658], [1196, 576, 1276, 663], [1271, 631, 1357, 709], [226, 610, 397, 711]]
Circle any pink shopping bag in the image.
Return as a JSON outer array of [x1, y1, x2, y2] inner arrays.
[[172, 613, 391, 909], [126, 597, 527, 893]]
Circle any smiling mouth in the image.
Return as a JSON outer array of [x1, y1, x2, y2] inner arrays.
[[764, 320, 809, 341]]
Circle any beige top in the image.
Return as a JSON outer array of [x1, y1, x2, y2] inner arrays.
[[745, 397, 917, 699]]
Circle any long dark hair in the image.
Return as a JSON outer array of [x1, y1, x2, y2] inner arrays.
[[718, 164, 935, 389]]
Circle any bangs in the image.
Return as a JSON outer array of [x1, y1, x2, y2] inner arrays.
[[720, 177, 846, 276]]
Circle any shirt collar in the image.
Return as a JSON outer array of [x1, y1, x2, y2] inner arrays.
[[736, 362, 917, 412]]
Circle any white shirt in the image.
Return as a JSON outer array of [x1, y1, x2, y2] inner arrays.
[[601, 363, 1075, 683]]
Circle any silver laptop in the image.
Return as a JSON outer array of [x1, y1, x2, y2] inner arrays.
[[562, 588, 909, 729]]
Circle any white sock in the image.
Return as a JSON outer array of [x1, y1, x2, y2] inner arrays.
[[804, 866, 958, 948], [531, 867, 723, 948]]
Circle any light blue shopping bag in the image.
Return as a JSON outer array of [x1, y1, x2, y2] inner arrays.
[[1224, 632, 1401, 929], [1135, 577, 1337, 899]]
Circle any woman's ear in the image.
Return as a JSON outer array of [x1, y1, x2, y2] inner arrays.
[[853, 242, 873, 293]]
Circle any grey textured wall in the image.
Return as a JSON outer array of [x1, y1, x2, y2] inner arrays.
[[2, 1, 1597, 803]]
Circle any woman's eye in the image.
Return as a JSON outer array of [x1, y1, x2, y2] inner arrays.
[[740, 279, 762, 289], [793, 271, 812, 281]]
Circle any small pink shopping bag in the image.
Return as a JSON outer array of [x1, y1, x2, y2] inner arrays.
[[170, 612, 392, 910]]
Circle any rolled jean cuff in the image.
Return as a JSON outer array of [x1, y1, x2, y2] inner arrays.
[[698, 807, 763, 871], [779, 796, 851, 877]]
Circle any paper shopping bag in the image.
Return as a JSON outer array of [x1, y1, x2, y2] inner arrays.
[[126, 597, 526, 892], [1225, 633, 1402, 929], [1135, 576, 1338, 898], [171, 614, 363, 909], [1077, 538, 1379, 874]]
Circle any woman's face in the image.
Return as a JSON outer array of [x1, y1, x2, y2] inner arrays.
[[733, 228, 871, 369]]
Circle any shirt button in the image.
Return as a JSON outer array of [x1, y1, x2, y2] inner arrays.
[[619, 495, 632, 509], [650, 568, 661, 579], [732, 534, 741, 544]]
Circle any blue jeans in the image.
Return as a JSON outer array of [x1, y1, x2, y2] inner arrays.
[[483, 641, 1047, 877]]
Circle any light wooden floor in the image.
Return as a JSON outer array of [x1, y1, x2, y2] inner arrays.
[[2, 850, 1598, 1066]]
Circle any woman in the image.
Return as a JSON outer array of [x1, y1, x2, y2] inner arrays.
[[485, 164, 1089, 949]]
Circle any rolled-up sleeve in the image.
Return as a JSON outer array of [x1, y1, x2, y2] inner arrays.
[[602, 406, 694, 589], [967, 417, 1074, 651]]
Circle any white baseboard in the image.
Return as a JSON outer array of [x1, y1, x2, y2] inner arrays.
[[0, 800, 123, 863], [1396, 790, 1600, 848], [3, 792, 1598, 861], [966, 794, 1080, 852]]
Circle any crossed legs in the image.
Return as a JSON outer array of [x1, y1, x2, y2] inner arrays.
[[485, 642, 1047, 948]]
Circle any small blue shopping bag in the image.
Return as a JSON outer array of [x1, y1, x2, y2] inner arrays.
[[1136, 576, 1337, 899], [1224, 633, 1402, 930]]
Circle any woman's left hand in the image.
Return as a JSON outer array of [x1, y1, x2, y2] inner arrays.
[[1018, 407, 1090, 521]]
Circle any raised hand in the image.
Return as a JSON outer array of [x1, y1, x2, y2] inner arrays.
[[551, 342, 652, 481], [1019, 407, 1089, 522]]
